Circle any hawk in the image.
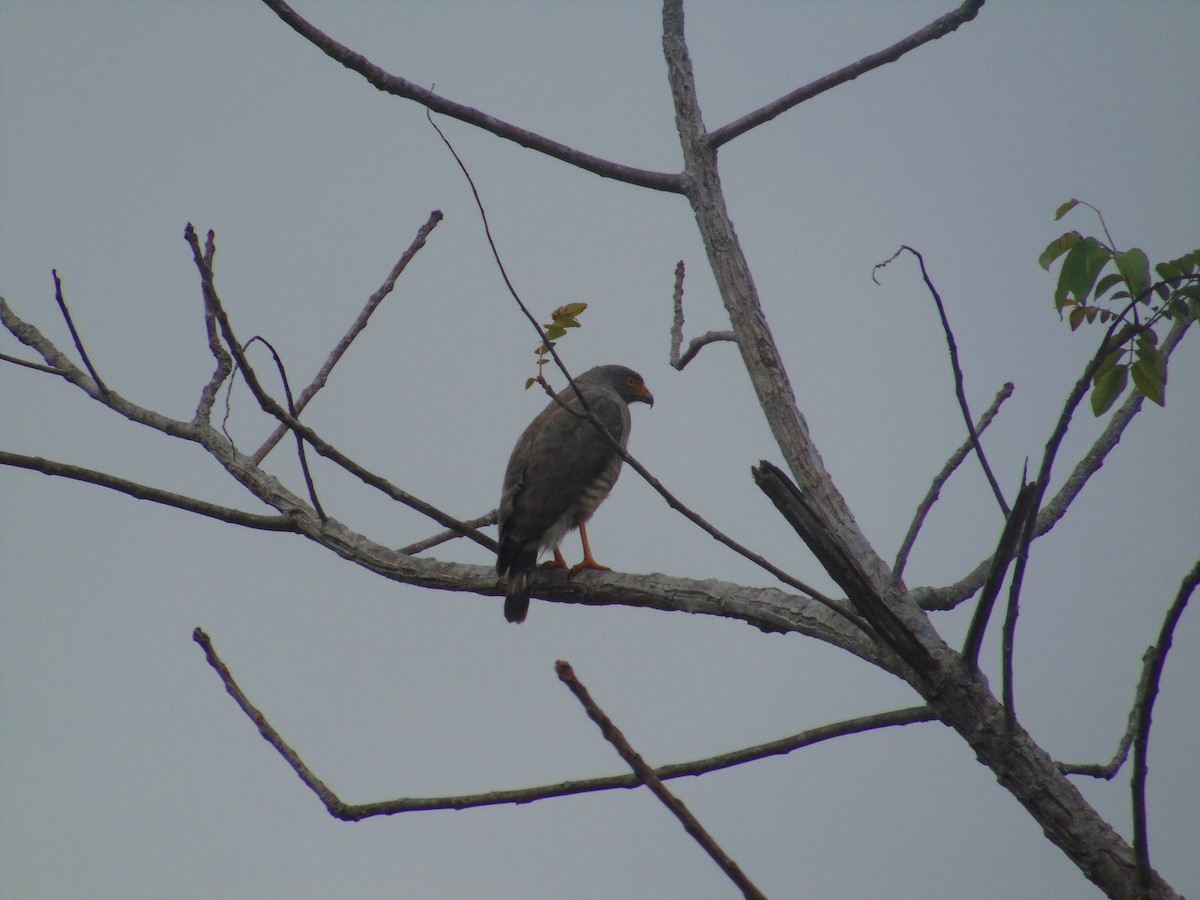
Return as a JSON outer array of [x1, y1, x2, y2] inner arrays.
[[497, 364, 654, 623]]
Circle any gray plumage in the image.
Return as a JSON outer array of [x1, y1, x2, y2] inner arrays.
[[497, 365, 653, 623]]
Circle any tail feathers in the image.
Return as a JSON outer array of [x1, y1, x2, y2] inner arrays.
[[504, 583, 531, 623], [498, 540, 538, 624]]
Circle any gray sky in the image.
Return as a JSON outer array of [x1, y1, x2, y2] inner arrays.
[[2, 2, 1197, 898]]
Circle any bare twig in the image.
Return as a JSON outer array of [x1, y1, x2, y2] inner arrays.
[[874, 246, 1008, 515], [555, 660, 768, 900], [1001, 493, 1039, 733], [708, 0, 985, 148], [196, 623, 924, 818], [1, 451, 301, 532], [243, 336, 326, 521], [894, 381, 1013, 578], [259, 0, 685, 194], [400, 510, 498, 555], [1132, 559, 1199, 890], [669, 260, 734, 370], [51, 269, 108, 395], [252, 210, 444, 463], [962, 479, 1035, 671], [913, 314, 1194, 611], [0, 350, 62, 375]]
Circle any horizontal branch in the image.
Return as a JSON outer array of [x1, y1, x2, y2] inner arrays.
[[708, 0, 985, 148], [0, 452, 301, 532], [195, 626, 931, 819], [260, 0, 686, 193]]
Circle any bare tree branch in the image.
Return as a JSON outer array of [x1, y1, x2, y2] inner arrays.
[[51, 269, 109, 395], [252, 210, 444, 463], [894, 381, 1013, 578], [707, 0, 986, 148], [400, 510, 498, 556], [1132, 559, 1199, 890], [913, 314, 1194, 611], [556, 660, 768, 900], [875, 246, 1009, 515], [258, 0, 685, 194], [0, 350, 62, 375], [669, 260, 734, 370], [0, 451, 301, 532], [196, 624, 929, 818]]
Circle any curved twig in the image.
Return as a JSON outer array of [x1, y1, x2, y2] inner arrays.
[[669, 260, 735, 370], [875, 246, 1008, 515]]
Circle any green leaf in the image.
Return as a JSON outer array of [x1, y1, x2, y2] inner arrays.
[[1114, 247, 1151, 300], [1054, 199, 1081, 220], [557, 316, 581, 329], [1091, 362, 1128, 415], [1068, 306, 1087, 330], [1040, 231, 1082, 271], [1131, 358, 1165, 406], [524, 377, 537, 390], [560, 302, 588, 317], [1092, 272, 1124, 301], [1057, 236, 1110, 308], [544, 325, 565, 340]]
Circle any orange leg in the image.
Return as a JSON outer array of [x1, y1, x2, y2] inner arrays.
[[571, 522, 612, 572], [542, 547, 568, 569]]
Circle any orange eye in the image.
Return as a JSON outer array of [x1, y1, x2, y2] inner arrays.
[[627, 377, 636, 386]]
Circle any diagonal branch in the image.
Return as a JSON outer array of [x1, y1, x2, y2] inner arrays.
[[555, 660, 768, 900], [913, 314, 1194, 611], [1132, 559, 1199, 890], [875, 246, 1009, 515], [708, 0, 986, 148], [259, 0, 685, 193], [51, 269, 109, 395], [252, 210, 444, 463], [894, 381, 1013, 578]]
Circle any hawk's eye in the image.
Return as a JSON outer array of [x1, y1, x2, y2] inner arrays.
[[626, 377, 636, 387]]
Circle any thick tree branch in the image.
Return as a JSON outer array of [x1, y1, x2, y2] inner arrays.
[[556, 660, 768, 900], [708, 0, 985, 148], [259, 0, 685, 193]]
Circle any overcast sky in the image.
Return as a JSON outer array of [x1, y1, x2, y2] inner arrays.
[[2, 2, 1197, 898]]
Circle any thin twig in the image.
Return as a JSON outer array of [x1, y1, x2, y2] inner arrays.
[[51, 269, 108, 395], [193, 628, 350, 817], [244, 336, 326, 521], [252, 210, 444, 463], [399, 510, 498, 555], [555, 660, 768, 900], [913, 314, 1194, 612], [0, 350, 63, 375], [1132, 559, 1199, 890], [894, 381, 1013, 578], [874, 246, 1008, 515], [1000, 493, 1039, 734], [708, 0, 985, 148], [1, 451, 301, 531], [962, 479, 1035, 672], [184, 224, 496, 552], [260, 0, 685, 193], [669, 260, 734, 370]]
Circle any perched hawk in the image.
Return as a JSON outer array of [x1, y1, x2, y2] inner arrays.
[[497, 364, 654, 623]]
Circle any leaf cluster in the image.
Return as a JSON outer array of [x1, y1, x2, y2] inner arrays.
[[526, 302, 588, 389], [1040, 199, 1198, 414]]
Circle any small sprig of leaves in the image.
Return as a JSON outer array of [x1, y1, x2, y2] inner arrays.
[[1040, 199, 1198, 414], [527, 302, 588, 389]]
